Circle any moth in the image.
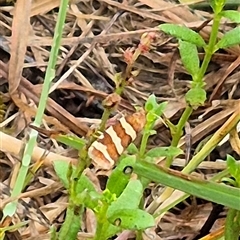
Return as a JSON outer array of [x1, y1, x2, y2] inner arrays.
[[88, 109, 146, 169]]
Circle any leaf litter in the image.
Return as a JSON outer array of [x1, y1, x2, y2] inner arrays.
[[0, 0, 239, 239]]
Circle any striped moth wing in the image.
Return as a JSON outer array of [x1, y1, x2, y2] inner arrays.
[[88, 109, 146, 169]]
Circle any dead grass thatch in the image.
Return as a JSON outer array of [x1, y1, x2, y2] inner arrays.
[[0, 0, 240, 239]]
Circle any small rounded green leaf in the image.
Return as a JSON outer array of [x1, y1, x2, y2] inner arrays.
[[127, 143, 139, 155], [145, 94, 158, 111], [146, 111, 157, 123], [221, 10, 240, 23], [155, 102, 168, 116], [227, 155, 240, 185], [53, 161, 71, 188], [185, 88, 206, 108], [3, 202, 18, 218], [108, 209, 155, 230], [58, 208, 81, 239], [76, 175, 96, 194], [216, 27, 240, 49], [106, 156, 136, 197], [101, 224, 120, 240], [146, 146, 183, 158], [53, 160, 95, 192], [159, 24, 206, 47], [107, 180, 143, 218], [221, 177, 237, 187], [179, 40, 200, 77], [76, 190, 102, 209]]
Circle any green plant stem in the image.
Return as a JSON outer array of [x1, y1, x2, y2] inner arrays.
[[225, 208, 240, 240], [2, 0, 69, 219], [68, 46, 135, 240], [147, 112, 239, 216], [182, 110, 240, 174], [136, 230, 143, 240], [67, 34, 154, 240], [73, 104, 116, 189], [95, 223, 113, 240], [50, 225, 57, 240], [139, 131, 150, 158], [73, 88, 125, 182], [148, 111, 239, 215], [197, 9, 222, 82], [58, 204, 83, 240], [165, 106, 193, 167], [165, 7, 223, 168], [98, 108, 112, 132], [94, 211, 109, 240]]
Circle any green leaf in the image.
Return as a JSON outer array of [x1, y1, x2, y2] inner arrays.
[[75, 174, 96, 194], [108, 209, 155, 230], [221, 177, 237, 187], [146, 111, 157, 123], [210, 0, 225, 14], [225, 209, 240, 239], [53, 161, 70, 188], [145, 94, 158, 111], [133, 161, 240, 210], [107, 180, 143, 218], [56, 134, 86, 150], [106, 156, 136, 197], [76, 190, 102, 210], [146, 103, 166, 125], [221, 10, 240, 23], [227, 155, 240, 185], [53, 160, 95, 193], [147, 129, 157, 136], [159, 24, 206, 47], [216, 27, 240, 49], [185, 88, 206, 108], [3, 202, 18, 219], [146, 146, 183, 158], [99, 223, 120, 240], [127, 143, 139, 155], [58, 207, 82, 239], [154, 102, 168, 116], [179, 40, 200, 77]]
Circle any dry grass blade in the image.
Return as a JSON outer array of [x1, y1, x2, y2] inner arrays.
[[209, 55, 240, 101], [30, 0, 61, 17], [0, 0, 240, 239], [0, 131, 77, 166], [8, 0, 31, 95]]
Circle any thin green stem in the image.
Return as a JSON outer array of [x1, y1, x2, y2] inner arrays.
[[2, 0, 69, 219], [136, 230, 143, 240], [58, 204, 83, 240], [94, 203, 110, 240], [165, 8, 223, 168], [73, 84, 125, 181], [98, 108, 112, 133], [139, 132, 150, 158], [68, 45, 134, 240], [197, 12, 221, 82], [225, 209, 240, 240], [182, 111, 240, 174], [173, 106, 193, 147], [165, 106, 193, 167]]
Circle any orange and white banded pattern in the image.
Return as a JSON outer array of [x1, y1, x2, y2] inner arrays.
[[88, 110, 146, 169]]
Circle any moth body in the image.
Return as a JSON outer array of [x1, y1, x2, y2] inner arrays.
[[88, 110, 146, 169]]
